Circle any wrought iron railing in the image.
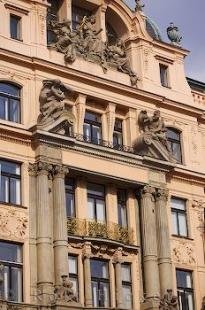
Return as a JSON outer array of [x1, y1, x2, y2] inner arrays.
[[66, 132, 134, 154], [67, 217, 134, 245]]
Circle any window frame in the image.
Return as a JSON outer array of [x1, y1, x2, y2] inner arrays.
[[72, 5, 91, 30], [65, 178, 76, 218], [0, 159, 21, 206], [87, 183, 106, 222], [10, 14, 22, 41], [171, 197, 188, 238], [121, 263, 133, 309], [83, 111, 102, 145], [117, 189, 128, 228], [0, 82, 21, 123], [113, 118, 124, 150], [0, 241, 23, 302], [166, 127, 182, 164], [159, 63, 170, 88], [90, 258, 110, 308], [68, 255, 79, 300], [176, 269, 194, 310]]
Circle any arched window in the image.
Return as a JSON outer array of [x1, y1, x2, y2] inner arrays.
[[166, 128, 182, 163], [0, 82, 21, 123]]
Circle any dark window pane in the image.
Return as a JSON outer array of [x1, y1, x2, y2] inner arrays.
[[160, 64, 169, 87], [0, 161, 20, 175], [167, 129, 180, 141], [87, 183, 104, 197], [10, 267, 22, 301], [0, 84, 20, 98], [91, 260, 108, 279], [9, 99, 20, 123], [85, 112, 101, 123], [10, 15, 21, 40], [10, 178, 21, 205], [72, 6, 91, 30], [0, 176, 9, 203], [0, 242, 22, 263]]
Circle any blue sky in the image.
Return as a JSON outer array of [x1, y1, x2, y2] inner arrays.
[[125, 0, 205, 82]]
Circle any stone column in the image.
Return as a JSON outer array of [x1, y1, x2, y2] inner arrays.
[[28, 163, 38, 303], [155, 188, 173, 296], [83, 242, 92, 308], [36, 161, 54, 302], [140, 185, 160, 301], [53, 165, 69, 285], [113, 248, 123, 309]]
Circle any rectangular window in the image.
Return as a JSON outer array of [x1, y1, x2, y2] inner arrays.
[[171, 197, 188, 237], [83, 111, 102, 145], [65, 178, 75, 218], [117, 189, 128, 228], [10, 15, 21, 40], [87, 183, 106, 222], [121, 264, 132, 309], [159, 64, 169, 87], [68, 255, 79, 300], [91, 259, 110, 308], [176, 269, 194, 310], [72, 5, 91, 30], [0, 242, 23, 302], [113, 119, 123, 149], [0, 160, 21, 205]]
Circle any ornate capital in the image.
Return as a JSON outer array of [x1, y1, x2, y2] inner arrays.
[[155, 188, 169, 202], [36, 161, 53, 176], [141, 185, 156, 197], [83, 241, 92, 259], [28, 163, 38, 177], [113, 247, 123, 264], [53, 165, 69, 179]]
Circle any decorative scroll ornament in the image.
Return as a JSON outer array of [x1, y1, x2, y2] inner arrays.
[[172, 241, 196, 265], [167, 23, 182, 46], [37, 79, 76, 134], [54, 275, 77, 303], [160, 289, 179, 310], [134, 110, 176, 162], [135, 0, 145, 12], [48, 16, 138, 86], [0, 209, 28, 240]]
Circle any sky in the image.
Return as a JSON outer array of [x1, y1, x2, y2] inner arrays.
[[125, 0, 205, 82]]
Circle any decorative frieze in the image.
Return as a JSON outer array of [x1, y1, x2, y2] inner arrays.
[[172, 241, 196, 265]]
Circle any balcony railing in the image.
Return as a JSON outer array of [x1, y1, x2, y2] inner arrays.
[[67, 217, 134, 245]]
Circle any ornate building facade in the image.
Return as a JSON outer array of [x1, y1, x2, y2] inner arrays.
[[0, 0, 204, 310]]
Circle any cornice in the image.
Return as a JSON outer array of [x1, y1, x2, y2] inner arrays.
[[0, 126, 31, 146], [0, 48, 204, 118]]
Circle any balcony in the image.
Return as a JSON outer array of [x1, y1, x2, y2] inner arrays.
[[67, 217, 134, 245]]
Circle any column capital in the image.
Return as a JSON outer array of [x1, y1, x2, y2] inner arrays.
[[141, 185, 156, 197], [113, 247, 123, 264], [29, 161, 53, 176], [28, 163, 38, 177], [83, 242, 92, 259], [53, 164, 69, 179], [155, 188, 169, 202]]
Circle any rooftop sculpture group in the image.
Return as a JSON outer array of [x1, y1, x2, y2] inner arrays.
[[48, 16, 138, 86]]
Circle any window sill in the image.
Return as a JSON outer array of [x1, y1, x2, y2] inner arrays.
[[0, 201, 27, 210], [161, 84, 172, 89], [10, 37, 23, 42], [172, 234, 194, 241]]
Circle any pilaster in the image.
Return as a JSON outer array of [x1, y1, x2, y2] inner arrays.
[[75, 94, 86, 136], [155, 188, 173, 296], [53, 164, 69, 286], [106, 103, 116, 144], [140, 185, 160, 302], [83, 242, 92, 308], [113, 248, 123, 309]]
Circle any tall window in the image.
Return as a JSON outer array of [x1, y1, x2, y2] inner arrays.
[[159, 64, 169, 87], [176, 270, 194, 310], [0, 160, 21, 205], [113, 119, 123, 149], [68, 255, 79, 299], [121, 264, 132, 309], [91, 259, 110, 308], [0, 242, 23, 302], [166, 128, 182, 163], [83, 112, 102, 145], [65, 178, 75, 217], [72, 6, 91, 30], [87, 183, 106, 222], [10, 15, 21, 40], [0, 83, 21, 123], [47, 0, 63, 44], [171, 197, 188, 237], [117, 189, 128, 228]]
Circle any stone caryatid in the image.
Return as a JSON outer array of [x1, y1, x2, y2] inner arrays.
[[160, 289, 179, 310], [37, 79, 75, 133], [54, 275, 78, 303], [48, 16, 138, 85], [105, 40, 138, 85], [134, 110, 175, 162]]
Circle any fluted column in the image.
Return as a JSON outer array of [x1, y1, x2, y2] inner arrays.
[[83, 242, 92, 308], [53, 165, 69, 285], [36, 161, 54, 301], [113, 248, 123, 309], [155, 188, 173, 296], [140, 185, 160, 300]]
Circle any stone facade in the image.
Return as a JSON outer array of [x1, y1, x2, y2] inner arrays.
[[0, 1, 204, 310]]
